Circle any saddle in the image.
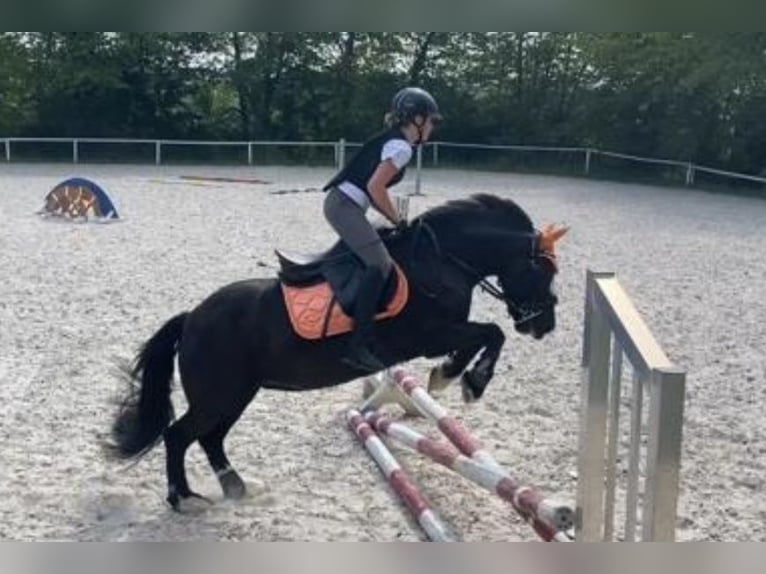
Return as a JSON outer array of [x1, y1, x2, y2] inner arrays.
[[276, 242, 409, 340]]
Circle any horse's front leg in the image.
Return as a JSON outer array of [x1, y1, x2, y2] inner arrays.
[[428, 346, 483, 392], [460, 325, 505, 402], [423, 322, 505, 401]]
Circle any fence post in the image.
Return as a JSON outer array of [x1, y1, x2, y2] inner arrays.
[[432, 142, 439, 167], [337, 138, 346, 169], [248, 142, 253, 166], [624, 371, 644, 541], [577, 270, 613, 541], [585, 149, 592, 175], [685, 163, 694, 186], [642, 367, 686, 541], [4, 139, 9, 163], [155, 141, 162, 165], [412, 144, 424, 196], [73, 139, 79, 164]]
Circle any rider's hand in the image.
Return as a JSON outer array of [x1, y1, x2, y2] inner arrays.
[[394, 218, 408, 232]]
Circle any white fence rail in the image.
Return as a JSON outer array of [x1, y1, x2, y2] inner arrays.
[[433, 143, 766, 189], [2, 137, 765, 191], [0, 137, 342, 167]]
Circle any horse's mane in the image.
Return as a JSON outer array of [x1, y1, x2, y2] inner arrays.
[[375, 194, 534, 246], [418, 193, 534, 231]]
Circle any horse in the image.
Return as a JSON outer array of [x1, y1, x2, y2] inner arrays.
[[108, 193, 568, 511]]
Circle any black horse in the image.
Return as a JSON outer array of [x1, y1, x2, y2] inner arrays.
[[109, 193, 567, 511]]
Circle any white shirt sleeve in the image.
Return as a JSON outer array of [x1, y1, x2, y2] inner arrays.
[[381, 139, 413, 170]]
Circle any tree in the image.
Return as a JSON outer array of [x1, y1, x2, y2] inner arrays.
[[2, 32, 764, 176], [0, 33, 31, 134]]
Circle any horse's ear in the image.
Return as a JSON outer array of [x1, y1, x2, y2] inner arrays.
[[539, 224, 569, 253]]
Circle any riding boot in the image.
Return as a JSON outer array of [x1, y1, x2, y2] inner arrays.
[[342, 267, 388, 373]]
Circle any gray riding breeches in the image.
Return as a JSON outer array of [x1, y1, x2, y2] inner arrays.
[[323, 187, 393, 277]]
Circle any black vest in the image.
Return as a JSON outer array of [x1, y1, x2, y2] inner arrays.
[[324, 128, 411, 195]]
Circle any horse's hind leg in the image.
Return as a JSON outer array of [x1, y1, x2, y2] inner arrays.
[[198, 385, 260, 500], [164, 411, 214, 512]]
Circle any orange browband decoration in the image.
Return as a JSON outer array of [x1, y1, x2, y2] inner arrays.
[[538, 223, 569, 255]]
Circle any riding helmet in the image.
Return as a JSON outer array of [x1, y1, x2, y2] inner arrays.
[[391, 87, 442, 124]]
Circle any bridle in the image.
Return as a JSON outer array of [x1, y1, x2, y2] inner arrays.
[[410, 220, 558, 327], [502, 251, 559, 326], [451, 252, 557, 327]]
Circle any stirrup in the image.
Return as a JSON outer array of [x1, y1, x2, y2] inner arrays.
[[341, 346, 386, 373]]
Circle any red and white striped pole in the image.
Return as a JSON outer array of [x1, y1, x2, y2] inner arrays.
[[393, 369, 504, 473], [346, 409, 456, 542], [390, 368, 574, 542], [365, 410, 572, 541]]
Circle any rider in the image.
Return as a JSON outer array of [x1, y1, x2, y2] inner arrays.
[[323, 86, 442, 372]]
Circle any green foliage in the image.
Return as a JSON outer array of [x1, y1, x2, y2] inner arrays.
[[2, 32, 765, 175], [0, 33, 34, 133]]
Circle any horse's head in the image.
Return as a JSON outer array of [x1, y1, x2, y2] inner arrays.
[[416, 194, 568, 339], [497, 223, 568, 339]]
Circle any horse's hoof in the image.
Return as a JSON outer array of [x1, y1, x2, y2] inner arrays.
[[219, 469, 248, 500], [428, 365, 454, 393], [178, 493, 213, 513], [460, 372, 483, 403], [168, 491, 213, 514], [461, 382, 477, 403]]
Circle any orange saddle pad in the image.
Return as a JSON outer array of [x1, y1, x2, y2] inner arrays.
[[281, 264, 409, 340]]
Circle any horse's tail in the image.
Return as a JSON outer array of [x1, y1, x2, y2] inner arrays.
[[108, 312, 188, 460]]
